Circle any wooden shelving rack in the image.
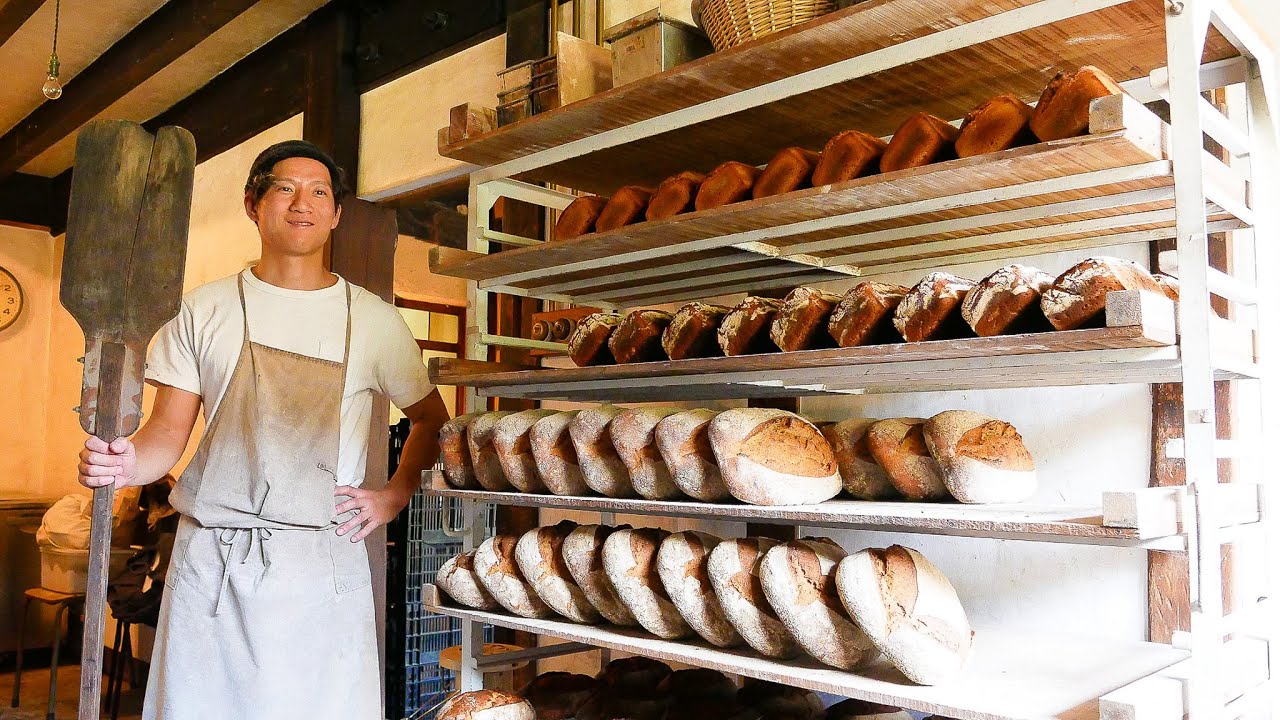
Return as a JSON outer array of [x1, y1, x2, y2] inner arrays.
[[411, 0, 1279, 717]]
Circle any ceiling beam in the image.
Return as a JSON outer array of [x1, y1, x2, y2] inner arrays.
[[0, 0, 46, 49], [0, 0, 261, 178], [0, 172, 53, 230]]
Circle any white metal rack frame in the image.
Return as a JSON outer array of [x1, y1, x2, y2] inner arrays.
[[425, 1, 1280, 717]]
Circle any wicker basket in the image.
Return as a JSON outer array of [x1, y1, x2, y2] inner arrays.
[[692, 0, 836, 51]]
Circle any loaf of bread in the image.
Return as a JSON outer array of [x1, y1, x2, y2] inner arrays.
[[474, 535, 556, 618], [821, 418, 898, 500], [865, 418, 949, 501], [467, 412, 516, 491], [575, 693, 667, 720], [1154, 273, 1180, 301], [1041, 256, 1162, 330], [596, 186, 655, 233], [657, 668, 738, 702], [529, 411, 591, 496], [812, 130, 888, 186], [708, 537, 800, 658], [655, 409, 732, 501], [955, 94, 1036, 158], [656, 531, 743, 648], [708, 408, 841, 506], [769, 286, 843, 352], [924, 410, 1037, 503], [440, 412, 483, 489], [960, 264, 1054, 336], [718, 296, 784, 356], [836, 545, 974, 685], [515, 521, 601, 623], [737, 682, 823, 720], [760, 538, 878, 670], [825, 699, 912, 720], [439, 690, 536, 720], [596, 656, 672, 696], [662, 302, 730, 360], [493, 409, 559, 493], [603, 527, 693, 639], [569, 313, 624, 367], [521, 673, 598, 720], [881, 112, 960, 173], [555, 196, 608, 241], [668, 699, 756, 720], [695, 161, 762, 211], [647, 171, 705, 221], [609, 309, 674, 364], [893, 272, 977, 342], [753, 147, 821, 199], [610, 407, 686, 500], [561, 524, 639, 626], [568, 406, 636, 498], [435, 550, 501, 610], [1030, 65, 1123, 141], [828, 281, 908, 347]]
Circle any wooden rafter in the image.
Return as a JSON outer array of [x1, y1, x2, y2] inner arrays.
[[0, 0, 46, 49]]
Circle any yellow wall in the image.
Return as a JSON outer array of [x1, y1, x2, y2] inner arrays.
[[0, 226, 55, 497]]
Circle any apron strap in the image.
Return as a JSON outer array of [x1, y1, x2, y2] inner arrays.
[[212, 527, 274, 617]]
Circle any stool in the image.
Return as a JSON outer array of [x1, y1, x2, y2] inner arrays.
[[104, 620, 140, 720], [10, 588, 86, 720]]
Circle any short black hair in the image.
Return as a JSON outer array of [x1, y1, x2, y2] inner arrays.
[[244, 140, 347, 206]]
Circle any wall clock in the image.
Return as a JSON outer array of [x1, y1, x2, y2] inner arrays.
[[0, 266, 24, 332]]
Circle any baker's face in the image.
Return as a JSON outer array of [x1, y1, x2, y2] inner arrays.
[[244, 157, 341, 257]]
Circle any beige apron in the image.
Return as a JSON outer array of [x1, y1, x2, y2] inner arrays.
[[143, 275, 381, 720]]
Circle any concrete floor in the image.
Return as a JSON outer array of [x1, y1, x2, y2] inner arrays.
[[0, 664, 144, 720]]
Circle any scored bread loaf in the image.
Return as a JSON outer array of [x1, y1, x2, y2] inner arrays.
[[568, 405, 636, 498], [569, 313, 624, 367], [954, 94, 1036, 158], [596, 655, 672, 696], [596, 186, 655, 233], [655, 409, 732, 502], [738, 682, 823, 720], [753, 147, 821, 199], [1030, 65, 1123, 141], [696, 161, 762, 211], [529, 411, 591, 496], [760, 538, 879, 670], [439, 690, 536, 720], [521, 673, 598, 720], [662, 302, 730, 360], [836, 545, 974, 685], [881, 112, 960, 173], [718, 296, 785, 356], [440, 412, 484, 489], [1041, 256, 1162, 330], [709, 538, 800, 658], [656, 531, 743, 648], [561, 524, 639, 626], [865, 418, 949, 501], [825, 699, 912, 720], [603, 527, 693, 639], [610, 309, 674, 364], [474, 535, 556, 618], [828, 282, 908, 347], [647, 171, 705, 221], [961, 264, 1054, 337], [657, 668, 738, 702], [554, 196, 608, 241], [515, 521, 601, 623], [924, 410, 1036, 504], [435, 550, 501, 610], [893, 272, 977, 342], [812, 130, 888, 186], [821, 418, 898, 500], [610, 407, 686, 500], [708, 408, 841, 506], [1154, 273, 1180, 302], [770, 286, 843, 352], [493, 409, 559, 493], [468, 412, 516, 491]]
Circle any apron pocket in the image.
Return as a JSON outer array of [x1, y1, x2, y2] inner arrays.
[[329, 529, 371, 595]]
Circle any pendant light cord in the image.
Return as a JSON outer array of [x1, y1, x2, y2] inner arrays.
[[51, 0, 60, 57]]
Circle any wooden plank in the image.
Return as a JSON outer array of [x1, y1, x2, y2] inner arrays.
[[351, 0, 503, 90], [423, 584, 1188, 720], [0, 0, 46, 51], [0, 172, 54, 229], [304, 3, 361, 180]]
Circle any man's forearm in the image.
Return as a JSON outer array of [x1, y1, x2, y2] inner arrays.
[[128, 419, 193, 487]]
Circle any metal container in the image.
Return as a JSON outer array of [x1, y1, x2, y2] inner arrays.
[[604, 9, 712, 87]]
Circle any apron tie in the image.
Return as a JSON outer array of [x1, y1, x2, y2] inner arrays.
[[213, 527, 274, 616]]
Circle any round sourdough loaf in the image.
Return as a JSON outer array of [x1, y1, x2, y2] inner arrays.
[[439, 412, 484, 489], [439, 690, 536, 720], [760, 538, 878, 670], [960, 264, 1054, 337], [603, 528, 693, 639], [561, 524, 639, 627], [835, 545, 974, 685], [864, 418, 949, 501], [708, 537, 801, 658], [923, 410, 1037, 503], [435, 550, 500, 610], [493, 409, 559, 493], [568, 405, 637, 498], [656, 409, 732, 501], [824, 699, 913, 720], [474, 535, 556, 618], [708, 408, 841, 506], [610, 407, 686, 500], [657, 668, 738, 702], [530, 411, 591, 496], [467, 412, 516, 491], [1040, 256, 1162, 331], [596, 655, 672, 696], [820, 418, 898, 500], [737, 682, 823, 720], [521, 672, 598, 720], [656, 531, 743, 648], [515, 521, 601, 623]]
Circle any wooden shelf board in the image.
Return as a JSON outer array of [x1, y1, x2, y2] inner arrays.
[[423, 585, 1188, 720]]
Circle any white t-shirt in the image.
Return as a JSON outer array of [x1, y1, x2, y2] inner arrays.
[[146, 269, 435, 487]]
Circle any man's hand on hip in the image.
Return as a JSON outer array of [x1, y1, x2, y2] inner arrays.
[[78, 436, 139, 489], [334, 484, 412, 542]]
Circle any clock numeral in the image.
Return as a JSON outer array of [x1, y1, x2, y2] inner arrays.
[[5, 298, 13, 304], [2, 309, 10, 315], [0, 284, 10, 291]]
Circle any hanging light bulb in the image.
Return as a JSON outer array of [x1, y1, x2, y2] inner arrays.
[[41, 0, 62, 100]]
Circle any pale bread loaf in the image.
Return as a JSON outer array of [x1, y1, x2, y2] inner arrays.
[[821, 419, 898, 501], [435, 550, 501, 610], [561, 524, 639, 626], [610, 407, 686, 500], [439, 690, 536, 720], [493, 409, 559, 493], [530, 411, 591, 496], [923, 410, 1037, 503], [515, 521, 602, 623], [865, 418, 949, 501], [568, 406, 636, 498], [708, 537, 801, 658], [603, 527, 694, 639], [656, 531, 743, 648], [655, 409, 732, 502], [467, 412, 515, 491], [708, 408, 841, 506], [440, 412, 484, 488], [474, 535, 556, 618]]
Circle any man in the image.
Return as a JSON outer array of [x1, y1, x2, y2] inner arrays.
[[77, 140, 450, 719]]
